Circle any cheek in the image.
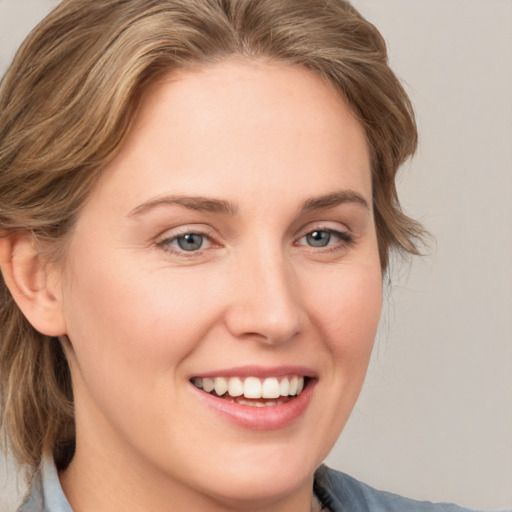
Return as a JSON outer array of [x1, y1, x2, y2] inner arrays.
[[306, 260, 382, 362], [60, 260, 232, 454], [60, 251, 224, 397], [299, 259, 382, 461]]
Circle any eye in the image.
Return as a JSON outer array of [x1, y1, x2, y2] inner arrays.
[[158, 231, 212, 254], [298, 228, 353, 249], [305, 230, 332, 248], [174, 233, 205, 251]]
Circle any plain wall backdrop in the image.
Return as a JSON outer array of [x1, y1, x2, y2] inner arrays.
[[1, 0, 511, 510]]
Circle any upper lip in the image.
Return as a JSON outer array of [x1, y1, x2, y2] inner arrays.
[[189, 365, 317, 379]]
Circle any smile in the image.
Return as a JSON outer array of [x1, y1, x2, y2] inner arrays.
[[191, 375, 306, 406], [189, 367, 316, 430]]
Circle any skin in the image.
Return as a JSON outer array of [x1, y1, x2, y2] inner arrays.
[[6, 60, 383, 511]]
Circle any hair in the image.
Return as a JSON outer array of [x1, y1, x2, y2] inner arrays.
[[0, 0, 425, 476]]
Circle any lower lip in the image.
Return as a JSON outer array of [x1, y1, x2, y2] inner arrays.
[[191, 380, 316, 431]]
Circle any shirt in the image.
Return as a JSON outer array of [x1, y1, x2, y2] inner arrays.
[[18, 457, 508, 512]]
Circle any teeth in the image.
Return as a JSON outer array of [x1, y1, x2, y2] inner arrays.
[[192, 375, 306, 400], [203, 377, 214, 393], [297, 377, 304, 394], [227, 377, 244, 397], [289, 375, 298, 396], [244, 377, 262, 398], [214, 377, 228, 396], [279, 378, 289, 396], [261, 377, 280, 399], [232, 398, 287, 407], [239, 399, 265, 407]]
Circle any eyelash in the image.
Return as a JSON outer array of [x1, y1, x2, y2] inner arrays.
[[155, 227, 354, 257], [296, 227, 354, 252]]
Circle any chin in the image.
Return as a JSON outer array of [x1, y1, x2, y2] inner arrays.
[[179, 442, 322, 508], [200, 464, 315, 509]]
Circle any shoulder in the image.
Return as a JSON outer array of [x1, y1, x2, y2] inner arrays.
[[314, 465, 497, 512]]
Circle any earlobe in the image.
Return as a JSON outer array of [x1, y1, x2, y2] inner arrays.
[[0, 233, 67, 336]]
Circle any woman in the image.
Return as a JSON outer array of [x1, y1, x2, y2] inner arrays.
[[0, 1, 504, 511]]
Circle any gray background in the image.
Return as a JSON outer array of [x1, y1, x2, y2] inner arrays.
[[1, 0, 511, 510]]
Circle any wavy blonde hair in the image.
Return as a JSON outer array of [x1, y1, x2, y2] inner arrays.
[[0, 0, 424, 474]]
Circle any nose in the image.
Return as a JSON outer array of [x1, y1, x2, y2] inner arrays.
[[223, 248, 304, 346]]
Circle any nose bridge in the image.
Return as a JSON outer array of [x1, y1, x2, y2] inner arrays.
[[225, 241, 303, 344]]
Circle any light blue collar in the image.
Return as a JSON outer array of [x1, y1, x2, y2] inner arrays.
[[18, 456, 72, 512]]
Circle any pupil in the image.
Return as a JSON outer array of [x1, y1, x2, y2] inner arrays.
[[178, 234, 203, 251], [307, 231, 330, 247]]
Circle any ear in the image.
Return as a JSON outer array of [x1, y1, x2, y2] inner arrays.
[[0, 232, 67, 336]]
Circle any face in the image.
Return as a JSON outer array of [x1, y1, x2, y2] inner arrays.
[[57, 60, 382, 510]]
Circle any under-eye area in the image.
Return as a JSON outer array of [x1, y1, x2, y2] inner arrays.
[[191, 375, 310, 407]]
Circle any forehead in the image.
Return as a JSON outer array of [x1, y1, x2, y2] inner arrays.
[[86, 59, 371, 214]]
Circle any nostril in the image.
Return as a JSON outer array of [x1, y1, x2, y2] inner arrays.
[[224, 305, 303, 345]]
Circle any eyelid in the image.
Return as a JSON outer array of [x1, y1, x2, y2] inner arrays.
[[295, 220, 352, 239]]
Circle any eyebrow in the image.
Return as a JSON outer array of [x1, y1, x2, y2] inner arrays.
[[128, 189, 370, 218], [128, 195, 238, 217], [300, 190, 370, 212]]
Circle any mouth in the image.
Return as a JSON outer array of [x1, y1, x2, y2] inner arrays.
[[190, 375, 308, 407]]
